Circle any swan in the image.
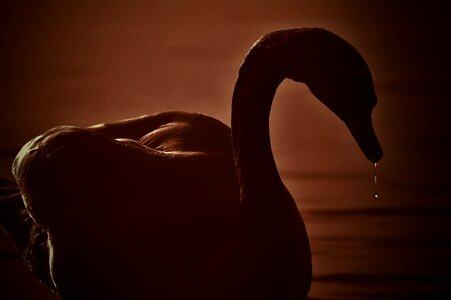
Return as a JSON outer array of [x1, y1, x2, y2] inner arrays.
[[0, 28, 382, 299]]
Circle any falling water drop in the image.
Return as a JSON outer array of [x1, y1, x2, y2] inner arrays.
[[372, 163, 379, 199], [373, 162, 378, 184]]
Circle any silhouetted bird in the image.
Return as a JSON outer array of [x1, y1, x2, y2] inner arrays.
[[1, 28, 382, 299]]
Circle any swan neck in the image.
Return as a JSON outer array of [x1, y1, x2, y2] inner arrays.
[[231, 51, 312, 261], [232, 61, 285, 196]]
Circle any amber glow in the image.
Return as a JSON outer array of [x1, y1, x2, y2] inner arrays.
[[0, 1, 449, 299]]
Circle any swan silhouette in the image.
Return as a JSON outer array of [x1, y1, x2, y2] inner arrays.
[[0, 28, 382, 299]]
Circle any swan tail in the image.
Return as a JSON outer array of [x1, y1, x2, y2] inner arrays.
[[0, 178, 56, 291]]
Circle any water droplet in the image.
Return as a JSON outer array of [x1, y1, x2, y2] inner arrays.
[[372, 163, 379, 199], [373, 163, 378, 184]]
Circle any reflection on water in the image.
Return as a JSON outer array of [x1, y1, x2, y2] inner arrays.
[[305, 207, 450, 299], [287, 174, 451, 300], [1, 173, 450, 299]]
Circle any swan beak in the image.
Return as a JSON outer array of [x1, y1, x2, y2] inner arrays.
[[345, 116, 383, 163]]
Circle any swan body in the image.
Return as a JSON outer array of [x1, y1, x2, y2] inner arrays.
[[1, 28, 382, 299], [10, 111, 240, 299]]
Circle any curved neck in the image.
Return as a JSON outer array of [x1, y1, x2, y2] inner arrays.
[[230, 36, 312, 231], [231, 40, 312, 271], [232, 64, 285, 200], [231, 30, 314, 207]]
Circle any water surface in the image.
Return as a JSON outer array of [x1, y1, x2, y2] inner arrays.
[[1, 171, 449, 299]]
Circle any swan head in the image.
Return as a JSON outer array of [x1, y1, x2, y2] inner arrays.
[[276, 28, 383, 163]]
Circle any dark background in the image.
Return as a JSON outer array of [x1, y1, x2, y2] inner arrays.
[[1, 1, 450, 299], [1, 1, 449, 181]]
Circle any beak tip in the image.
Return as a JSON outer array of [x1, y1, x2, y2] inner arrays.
[[366, 144, 383, 164]]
